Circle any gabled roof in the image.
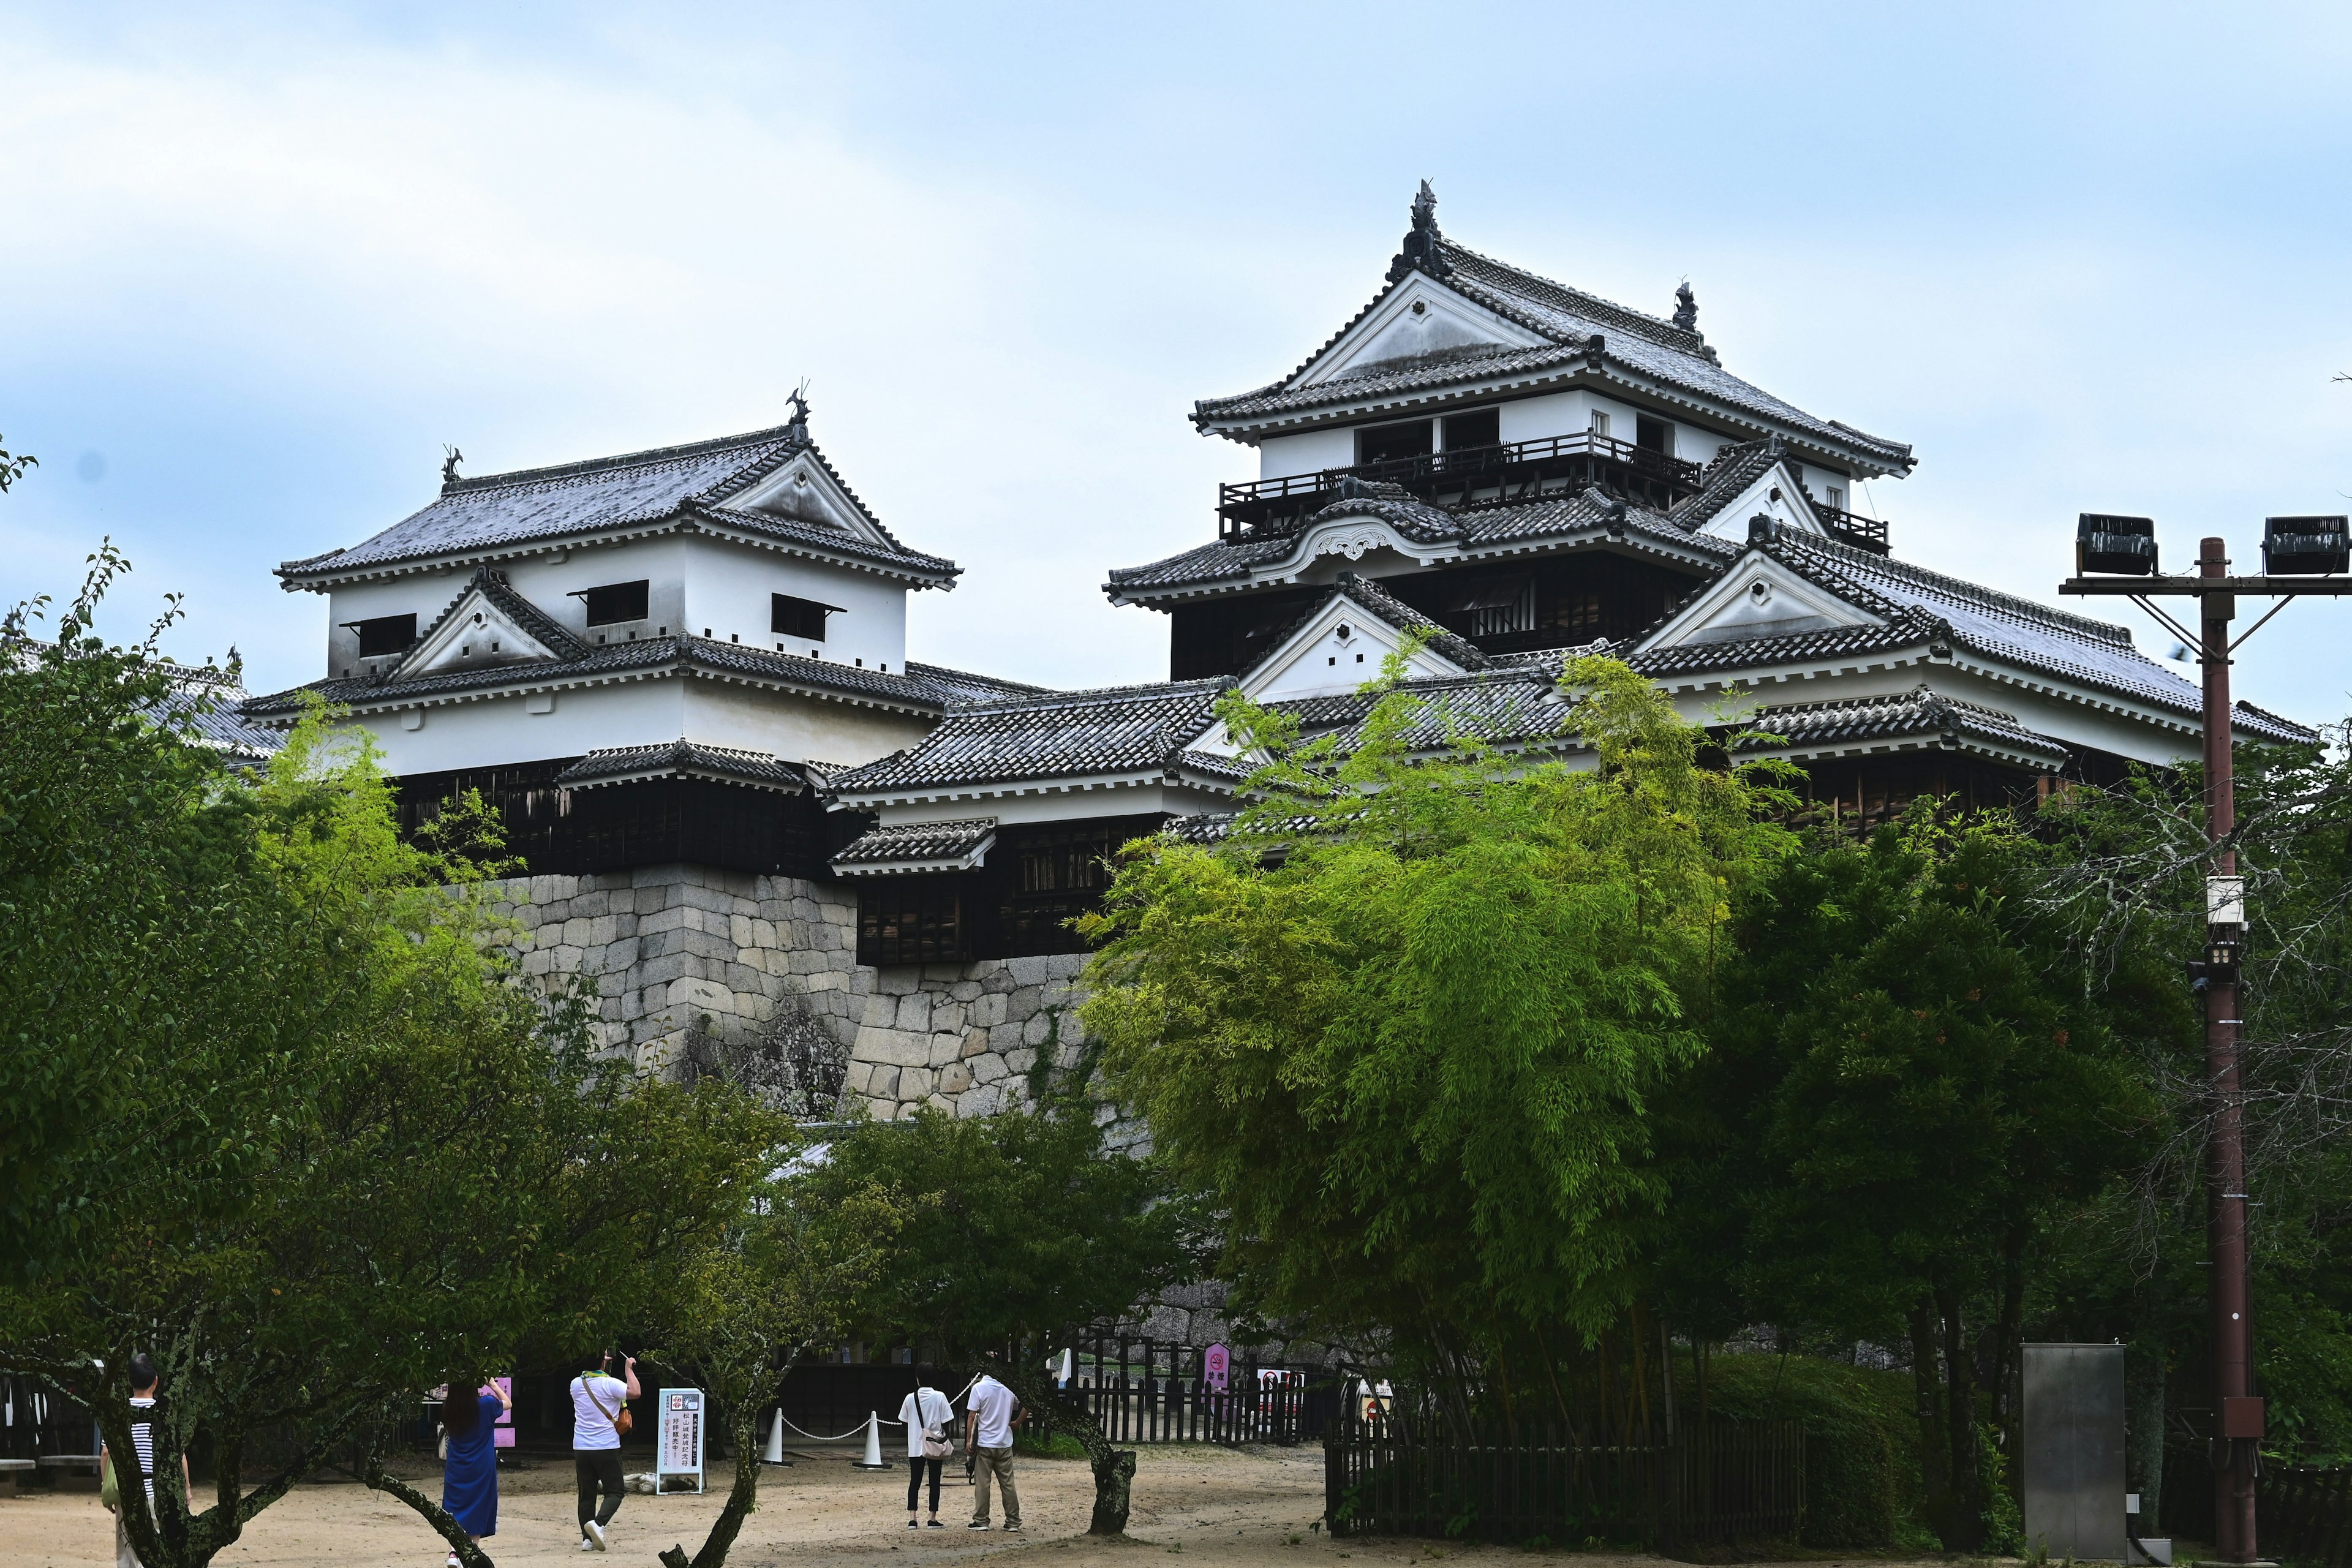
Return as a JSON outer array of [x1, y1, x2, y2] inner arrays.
[[904, 662, 1055, 707], [1264, 573, 1492, 674], [1193, 194, 1913, 475], [1629, 531, 2315, 744], [1738, 684, 2072, 769], [242, 633, 952, 722], [554, 740, 810, 793], [1106, 483, 1733, 600], [388, 565, 589, 680], [1267, 668, 1578, 758], [821, 679, 1242, 802], [277, 420, 958, 586], [154, 662, 282, 763]]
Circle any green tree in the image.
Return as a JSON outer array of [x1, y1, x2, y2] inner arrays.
[[809, 1105, 1197, 1534], [1078, 652, 1795, 1427], [645, 1146, 914, 1568], [1701, 810, 2163, 1549], [1, 556, 774, 1567]]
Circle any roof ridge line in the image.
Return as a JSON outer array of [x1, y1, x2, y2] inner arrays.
[[1437, 240, 1701, 350], [442, 423, 801, 495], [1785, 533, 2136, 644]]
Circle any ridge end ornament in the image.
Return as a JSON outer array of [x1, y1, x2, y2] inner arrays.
[[1385, 179, 1453, 283]]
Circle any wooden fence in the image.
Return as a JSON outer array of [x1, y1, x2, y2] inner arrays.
[[1325, 1408, 1804, 1548], [1060, 1335, 1340, 1446], [2163, 1447, 2352, 1567]]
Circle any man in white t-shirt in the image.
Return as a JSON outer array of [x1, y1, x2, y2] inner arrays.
[[964, 1368, 1023, 1532], [570, 1352, 638, 1551]]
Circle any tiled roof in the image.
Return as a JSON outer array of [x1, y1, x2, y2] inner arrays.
[[904, 661, 1055, 707], [277, 423, 956, 583], [1737, 685, 2070, 765], [554, 740, 809, 792], [1267, 669, 1578, 758], [154, 663, 282, 763], [1630, 532, 2315, 744], [821, 679, 1235, 800], [831, 818, 999, 873], [1672, 440, 1790, 530], [243, 633, 949, 720], [1106, 484, 1733, 597], [1267, 575, 1490, 671], [1194, 235, 1913, 473], [393, 565, 589, 677]]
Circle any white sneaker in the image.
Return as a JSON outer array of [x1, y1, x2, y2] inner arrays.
[[584, 1519, 609, 1550], [578, 1541, 597, 1553]]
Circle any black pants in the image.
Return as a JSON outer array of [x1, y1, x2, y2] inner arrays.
[[907, 1455, 944, 1513], [575, 1449, 625, 1531]]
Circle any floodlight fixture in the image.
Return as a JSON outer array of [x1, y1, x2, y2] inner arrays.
[[2261, 515, 2349, 576], [2076, 513, 2158, 576]]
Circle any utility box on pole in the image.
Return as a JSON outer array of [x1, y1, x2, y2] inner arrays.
[[2024, 1344, 2128, 1561]]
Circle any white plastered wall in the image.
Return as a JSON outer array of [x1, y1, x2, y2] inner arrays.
[[863, 780, 1232, 829], [1257, 426, 1356, 481], [676, 535, 911, 672], [681, 679, 934, 769], [340, 676, 687, 776]]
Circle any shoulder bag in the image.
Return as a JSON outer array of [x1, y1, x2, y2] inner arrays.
[[919, 1392, 952, 1460], [584, 1376, 633, 1438]]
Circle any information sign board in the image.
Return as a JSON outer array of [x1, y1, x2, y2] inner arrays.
[[1203, 1344, 1230, 1392], [657, 1388, 706, 1493], [493, 1376, 514, 1450]]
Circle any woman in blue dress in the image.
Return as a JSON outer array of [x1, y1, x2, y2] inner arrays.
[[440, 1378, 510, 1566]]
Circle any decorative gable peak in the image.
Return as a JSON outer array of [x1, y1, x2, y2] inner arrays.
[[1237, 573, 1484, 703], [1386, 179, 1453, 283], [726, 448, 896, 549], [1638, 551, 1881, 653], [393, 566, 586, 680]]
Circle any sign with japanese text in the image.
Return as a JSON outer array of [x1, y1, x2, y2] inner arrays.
[[1203, 1344, 1230, 1392], [657, 1388, 705, 1493]]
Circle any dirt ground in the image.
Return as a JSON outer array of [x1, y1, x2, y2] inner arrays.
[[0, 1443, 1945, 1568]]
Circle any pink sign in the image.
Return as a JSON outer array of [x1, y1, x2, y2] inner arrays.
[[494, 1378, 514, 1450], [1203, 1344, 1230, 1392]]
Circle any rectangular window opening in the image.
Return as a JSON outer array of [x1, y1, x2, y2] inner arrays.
[[1634, 415, 1674, 456], [572, 580, 650, 627], [772, 593, 842, 642], [1589, 410, 1611, 440], [1439, 409, 1499, 453], [1826, 486, 1847, 513], [345, 613, 419, 658], [1355, 419, 1433, 466]]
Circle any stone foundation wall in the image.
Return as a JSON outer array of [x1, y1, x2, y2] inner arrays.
[[485, 864, 1092, 1120]]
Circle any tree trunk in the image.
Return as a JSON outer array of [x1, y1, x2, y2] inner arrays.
[[1990, 1222, 2028, 1512], [1937, 1283, 1986, 1551], [356, 1453, 497, 1568], [1907, 1296, 1959, 1549], [661, 1407, 766, 1568]]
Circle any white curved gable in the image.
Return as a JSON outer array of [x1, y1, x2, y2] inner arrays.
[[1296, 274, 1544, 388]]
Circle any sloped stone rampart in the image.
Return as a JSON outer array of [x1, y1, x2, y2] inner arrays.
[[483, 863, 1093, 1120]]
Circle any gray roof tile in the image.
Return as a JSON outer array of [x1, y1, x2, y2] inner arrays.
[[243, 633, 950, 719], [279, 423, 956, 582], [1106, 485, 1732, 596], [1194, 236, 1913, 472], [554, 739, 810, 792], [822, 679, 1235, 799], [832, 818, 1000, 871], [1738, 684, 2071, 764]]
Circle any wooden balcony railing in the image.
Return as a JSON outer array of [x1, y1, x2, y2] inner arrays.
[[1812, 502, 1891, 554], [1218, 431, 1705, 540]]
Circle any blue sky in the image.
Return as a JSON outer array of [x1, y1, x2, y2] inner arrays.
[[6, 1, 2352, 719]]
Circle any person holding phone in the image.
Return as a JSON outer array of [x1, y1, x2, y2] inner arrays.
[[438, 1376, 511, 1567], [569, 1351, 638, 1551]]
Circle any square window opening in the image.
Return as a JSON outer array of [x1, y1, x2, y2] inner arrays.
[[1355, 419, 1434, 466], [1440, 409, 1499, 453], [772, 593, 841, 642], [1634, 415, 1674, 456], [345, 613, 418, 658], [573, 580, 650, 627]]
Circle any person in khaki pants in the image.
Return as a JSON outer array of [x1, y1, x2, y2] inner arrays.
[[963, 1368, 1025, 1532]]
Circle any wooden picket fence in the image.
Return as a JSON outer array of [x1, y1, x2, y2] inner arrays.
[[1324, 1405, 1804, 1547], [2260, 1466, 2352, 1568], [1059, 1333, 1339, 1446]]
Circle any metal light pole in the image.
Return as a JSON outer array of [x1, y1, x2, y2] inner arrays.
[[2064, 514, 2352, 1566]]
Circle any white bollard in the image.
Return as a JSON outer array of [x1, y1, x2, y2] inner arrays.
[[763, 1409, 785, 1465], [852, 1409, 892, 1469]]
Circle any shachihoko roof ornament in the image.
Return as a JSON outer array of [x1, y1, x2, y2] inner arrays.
[[1386, 180, 1452, 283]]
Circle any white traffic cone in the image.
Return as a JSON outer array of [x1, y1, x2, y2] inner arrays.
[[852, 1409, 892, 1469], [763, 1409, 785, 1464]]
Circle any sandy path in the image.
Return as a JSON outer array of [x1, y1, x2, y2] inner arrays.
[[0, 1444, 1925, 1568]]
